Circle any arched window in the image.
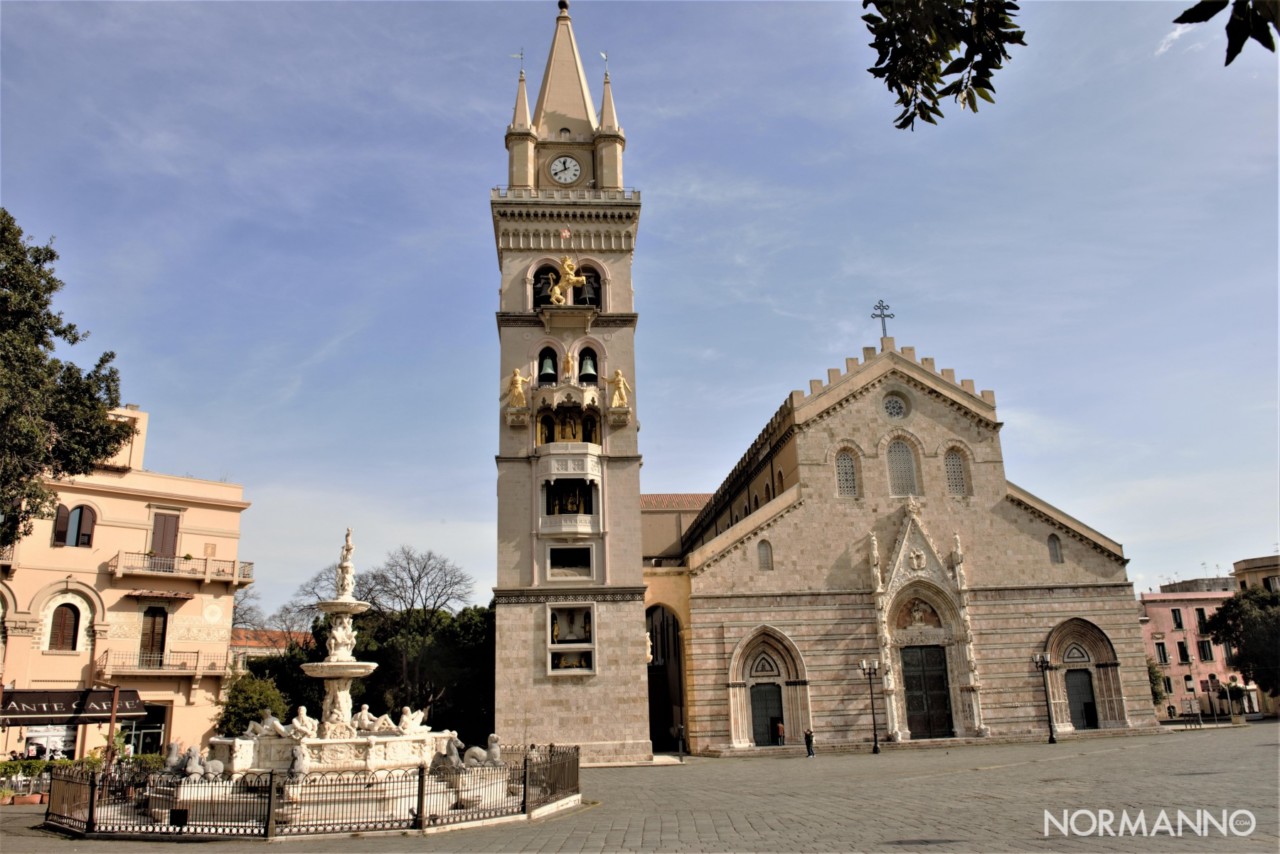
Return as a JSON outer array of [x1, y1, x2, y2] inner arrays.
[[582, 412, 599, 445], [836, 451, 858, 497], [753, 494, 760, 511], [765, 483, 773, 501], [574, 266, 602, 308], [886, 440, 920, 495], [758, 540, 774, 571], [54, 504, 97, 547], [532, 265, 560, 309], [776, 472, 784, 495], [537, 347, 558, 386], [944, 449, 970, 496], [50, 603, 80, 651], [1048, 534, 1064, 564], [578, 348, 599, 385]]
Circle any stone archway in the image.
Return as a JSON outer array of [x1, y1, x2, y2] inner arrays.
[[883, 585, 983, 741], [645, 605, 685, 752], [1042, 618, 1129, 733], [725, 626, 811, 749]]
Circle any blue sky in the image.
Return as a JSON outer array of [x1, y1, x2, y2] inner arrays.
[[3, 1, 1275, 614]]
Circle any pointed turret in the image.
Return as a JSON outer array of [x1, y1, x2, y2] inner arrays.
[[595, 70, 625, 189], [599, 72, 620, 132], [532, 0, 599, 141], [506, 69, 537, 188]]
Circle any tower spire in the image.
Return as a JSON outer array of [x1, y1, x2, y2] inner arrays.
[[532, 0, 598, 140], [599, 71, 620, 133], [510, 69, 532, 132]]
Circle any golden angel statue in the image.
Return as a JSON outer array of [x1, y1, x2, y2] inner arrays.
[[608, 369, 632, 408]]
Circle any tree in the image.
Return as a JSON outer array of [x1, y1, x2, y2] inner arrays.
[[860, 0, 1278, 130], [232, 586, 265, 632], [0, 209, 134, 547], [1146, 656, 1167, 706], [1203, 587, 1280, 697], [215, 674, 288, 737]]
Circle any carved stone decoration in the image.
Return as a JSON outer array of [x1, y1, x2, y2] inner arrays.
[[896, 598, 942, 629], [952, 531, 967, 588], [869, 532, 882, 592]]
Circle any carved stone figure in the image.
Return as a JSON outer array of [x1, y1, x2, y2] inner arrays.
[[463, 734, 504, 767], [397, 706, 426, 733], [288, 744, 310, 778], [337, 528, 355, 599], [869, 532, 882, 591], [608, 369, 631, 408], [504, 368, 529, 409], [243, 708, 290, 739], [909, 548, 926, 571], [164, 741, 183, 773], [350, 704, 377, 731], [290, 706, 318, 740], [430, 736, 465, 776], [327, 616, 356, 661], [563, 349, 576, 380]]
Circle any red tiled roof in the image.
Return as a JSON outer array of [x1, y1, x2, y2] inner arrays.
[[230, 628, 309, 649], [641, 493, 713, 511]]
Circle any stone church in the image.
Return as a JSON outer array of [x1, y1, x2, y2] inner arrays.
[[493, 2, 1157, 762]]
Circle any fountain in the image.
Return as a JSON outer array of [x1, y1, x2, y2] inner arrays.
[[209, 529, 458, 775]]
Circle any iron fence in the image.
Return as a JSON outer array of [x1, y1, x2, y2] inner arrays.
[[44, 745, 579, 839]]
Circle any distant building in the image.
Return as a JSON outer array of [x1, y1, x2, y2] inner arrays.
[[1232, 555, 1280, 593], [1139, 583, 1270, 719], [229, 628, 309, 671], [1159, 578, 1234, 594], [0, 407, 252, 758]]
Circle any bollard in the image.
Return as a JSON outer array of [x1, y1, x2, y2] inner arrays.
[[264, 770, 277, 839], [85, 771, 98, 834], [414, 764, 427, 830]]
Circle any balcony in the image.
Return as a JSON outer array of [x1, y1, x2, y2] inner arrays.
[[108, 551, 254, 585], [536, 444, 602, 482], [0, 543, 12, 562], [539, 514, 601, 538], [96, 650, 226, 679]]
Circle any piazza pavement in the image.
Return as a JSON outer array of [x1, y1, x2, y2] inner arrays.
[[2, 721, 1276, 854]]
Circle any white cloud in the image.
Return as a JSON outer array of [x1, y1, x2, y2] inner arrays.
[[1155, 24, 1193, 56]]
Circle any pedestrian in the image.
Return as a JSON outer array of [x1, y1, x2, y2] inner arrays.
[[775, 720, 785, 746], [804, 728, 815, 758]]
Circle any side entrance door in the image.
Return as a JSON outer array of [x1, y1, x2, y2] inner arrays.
[[901, 645, 954, 739], [750, 683, 783, 746], [1065, 669, 1098, 730]]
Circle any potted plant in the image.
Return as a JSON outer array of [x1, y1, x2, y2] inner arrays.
[[0, 787, 14, 806], [12, 791, 41, 805]]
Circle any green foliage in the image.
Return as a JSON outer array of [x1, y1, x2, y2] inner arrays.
[[245, 637, 324, 714], [1146, 656, 1167, 705], [123, 753, 166, 775], [1203, 587, 1280, 697], [0, 208, 134, 547], [862, 0, 1026, 130], [215, 673, 288, 736], [1174, 0, 1278, 65]]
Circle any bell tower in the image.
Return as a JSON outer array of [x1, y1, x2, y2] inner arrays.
[[492, 0, 651, 763]]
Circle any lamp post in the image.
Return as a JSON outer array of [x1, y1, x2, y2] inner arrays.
[[1032, 653, 1057, 744], [859, 659, 881, 754]]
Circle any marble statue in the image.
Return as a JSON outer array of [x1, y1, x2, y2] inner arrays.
[[337, 528, 355, 599], [243, 709, 290, 739], [397, 706, 426, 733], [289, 706, 319, 740], [350, 704, 377, 731], [326, 616, 356, 661]]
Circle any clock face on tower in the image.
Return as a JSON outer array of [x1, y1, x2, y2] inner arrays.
[[549, 155, 582, 184]]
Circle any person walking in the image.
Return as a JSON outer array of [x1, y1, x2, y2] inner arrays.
[[804, 728, 815, 758]]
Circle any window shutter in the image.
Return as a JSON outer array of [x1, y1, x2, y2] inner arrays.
[[51, 604, 79, 651], [152, 513, 179, 558], [53, 505, 70, 545], [77, 506, 96, 546]]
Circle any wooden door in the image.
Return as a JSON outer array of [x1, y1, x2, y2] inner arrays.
[[901, 645, 954, 739]]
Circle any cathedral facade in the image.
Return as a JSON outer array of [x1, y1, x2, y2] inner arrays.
[[494, 3, 1156, 761]]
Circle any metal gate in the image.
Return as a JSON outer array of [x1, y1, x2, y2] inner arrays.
[[750, 683, 782, 746], [1065, 669, 1098, 729], [901, 645, 954, 739]]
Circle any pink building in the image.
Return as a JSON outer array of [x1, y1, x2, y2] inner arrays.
[[1139, 583, 1265, 720]]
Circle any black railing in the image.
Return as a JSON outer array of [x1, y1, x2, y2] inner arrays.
[[44, 746, 580, 839]]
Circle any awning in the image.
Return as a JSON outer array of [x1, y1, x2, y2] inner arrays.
[[0, 689, 147, 727]]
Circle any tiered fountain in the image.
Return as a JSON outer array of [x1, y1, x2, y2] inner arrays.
[[209, 530, 455, 775]]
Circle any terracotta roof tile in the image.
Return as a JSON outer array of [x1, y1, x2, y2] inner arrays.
[[641, 493, 713, 511]]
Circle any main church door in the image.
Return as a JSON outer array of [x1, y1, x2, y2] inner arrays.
[[901, 645, 953, 739], [1065, 669, 1098, 730], [750, 683, 783, 746]]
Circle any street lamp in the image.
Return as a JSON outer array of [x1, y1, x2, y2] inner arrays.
[[859, 659, 881, 754], [1032, 653, 1057, 744]]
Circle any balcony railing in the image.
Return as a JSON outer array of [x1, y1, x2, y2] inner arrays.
[[108, 551, 254, 584], [0, 543, 12, 562], [539, 514, 601, 538], [96, 650, 226, 677]]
